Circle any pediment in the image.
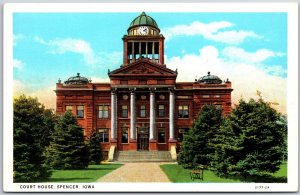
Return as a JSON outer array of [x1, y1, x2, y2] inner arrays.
[[109, 59, 177, 76], [126, 64, 161, 74]]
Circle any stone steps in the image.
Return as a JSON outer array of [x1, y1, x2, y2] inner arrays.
[[114, 151, 173, 162]]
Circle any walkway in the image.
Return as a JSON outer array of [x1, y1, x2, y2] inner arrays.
[[97, 163, 170, 182]]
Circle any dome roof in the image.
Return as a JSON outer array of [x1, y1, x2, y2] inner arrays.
[[128, 12, 159, 30], [64, 73, 90, 85], [198, 72, 222, 84]]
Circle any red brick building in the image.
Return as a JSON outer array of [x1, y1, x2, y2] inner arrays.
[[55, 12, 233, 156]]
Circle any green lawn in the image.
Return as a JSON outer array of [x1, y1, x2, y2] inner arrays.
[[272, 162, 287, 178], [47, 164, 123, 182], [160, 162, 287, 183]]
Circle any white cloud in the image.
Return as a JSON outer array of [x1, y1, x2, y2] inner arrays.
[[221, 46, 284, 64], [221, 46, 287, 77], [34, 36, 122, 68], [163, 21, 233, 38], [13, 34, 24, 46], [208, 30, 260, 45], [30, 85, 57, 109], [42, 37, 97, 65], [13, 59, 25, 70], [34, 36, 47, 45], [167, 46, 287, 113], [162, 21, 261, 45], [263, 65, 287, 77], [14, 79, 56, 109], [95, 51, 123, 69]]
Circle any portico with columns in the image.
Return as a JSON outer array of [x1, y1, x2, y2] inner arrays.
[[108, 88, 177, 151], [108, 56, 178, 151]]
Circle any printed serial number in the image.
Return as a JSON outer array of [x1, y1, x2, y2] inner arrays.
[[255, 185, 270, 190]]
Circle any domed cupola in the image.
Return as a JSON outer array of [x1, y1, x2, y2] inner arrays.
[[127, 12, 160, 36], [64, 73, 90, 85], [198, 72, 222, 84], [123, 12, 165, 66]]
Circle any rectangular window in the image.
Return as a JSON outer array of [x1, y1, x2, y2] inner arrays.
[[98, 105, 109, 118], [178, 105, 189, 118], [140, 105, 146, 117], [65, 105, 73, 112], [158, 128, 166, 143], [122, 127, 129, 143], [76, 105, 84, 118], [99, 128, 109, 143], [121, 105, 128, 118], [158, 105, 165, 117], [178, 128, 189, 142]]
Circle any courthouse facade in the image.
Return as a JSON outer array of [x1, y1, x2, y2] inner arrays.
[[55, 12, 233, 153]]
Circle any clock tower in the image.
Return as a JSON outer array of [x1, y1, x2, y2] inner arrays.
[[122, 12, 165, 66]]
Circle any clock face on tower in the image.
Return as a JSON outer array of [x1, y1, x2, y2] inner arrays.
[[138, 26, 149, 35]]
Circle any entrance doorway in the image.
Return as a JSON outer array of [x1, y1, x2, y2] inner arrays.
[[137, 127, 149, 150]]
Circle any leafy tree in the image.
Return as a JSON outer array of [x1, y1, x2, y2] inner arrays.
[[178, 104, 222, 169], [46, 111, 89, 170], [88, 130, 103, 165], [212, 98, 285, 178], [13, 95, 52, 182]]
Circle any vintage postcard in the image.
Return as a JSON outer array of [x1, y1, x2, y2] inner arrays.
[[3, 2, 298, 192]]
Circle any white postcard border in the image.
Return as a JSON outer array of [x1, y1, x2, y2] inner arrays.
[[3, 2, 298, 192]]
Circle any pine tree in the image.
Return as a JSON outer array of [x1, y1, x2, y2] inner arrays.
[[88, 130, 103, 165], [277, 115, 287, 161], [46, 111, 89, 170], [13, 95, 52, 182], [212, 98, 285, 178], [41, 109, 57, 148], [178, 104, 222, 169]]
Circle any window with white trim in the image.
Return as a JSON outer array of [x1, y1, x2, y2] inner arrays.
[[76, 105, 84, 118], [99, 128, 109, 143], [99, 105, 109, 118], [121, 105, 128, 118], [178, 105, 189, 118], [65, 105, 73, 112], [140, 105, 146, 117], [158, 105, 165, 117]]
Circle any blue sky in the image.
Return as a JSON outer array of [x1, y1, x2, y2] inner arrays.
[[13, 12, 287, 112]]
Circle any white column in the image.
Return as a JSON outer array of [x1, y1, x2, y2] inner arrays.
[[139, 42, 141, 58], [169, 89, 175, 140], [130, 90, 136, 140], [132, 42, 135, 61], [152, 42, 155, 60], [150, 90, 156, 140], [111, 90, 117, 140]]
